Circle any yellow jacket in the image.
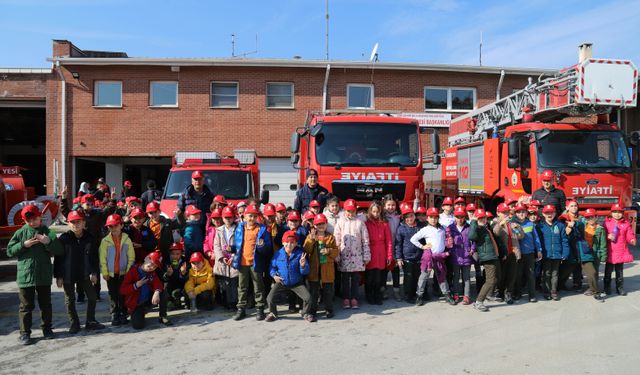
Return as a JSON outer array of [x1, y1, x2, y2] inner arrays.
[[185, 261, 215, 296]]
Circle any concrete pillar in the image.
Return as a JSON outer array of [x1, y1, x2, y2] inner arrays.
[[105, 159, 123, 197]]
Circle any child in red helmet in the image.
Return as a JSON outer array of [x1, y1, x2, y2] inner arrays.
[[180, 205, 204, 261], [211, 207, 239, 309], [7, 205, 63, 345], [185, 252, 216, 312], [364, 201, 393, 306], [99, 214, 135, 326], [322, 196, 342, 234], [162, 242, 189, 309], [123, 207, 157, 265], [603, 204, 637, 295], [120, 252, 172, 328]]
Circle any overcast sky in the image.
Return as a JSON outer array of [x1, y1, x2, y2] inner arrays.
[[1, 0, 639, 69]]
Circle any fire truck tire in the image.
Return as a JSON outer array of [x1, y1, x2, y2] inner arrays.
[[7, 201, 53, 227]]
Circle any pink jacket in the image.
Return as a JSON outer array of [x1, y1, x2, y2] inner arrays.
[[203, 224, 216, 268], [365, 219, 393, 270], [604, 217, 636, 264], [334, 216, 371, 272]]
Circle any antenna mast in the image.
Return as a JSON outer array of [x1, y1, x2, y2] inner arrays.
[[479, 31, 483, 66], [325, 0, 330, 60]]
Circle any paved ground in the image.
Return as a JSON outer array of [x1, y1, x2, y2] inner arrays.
[[1, 250, 640, 375]]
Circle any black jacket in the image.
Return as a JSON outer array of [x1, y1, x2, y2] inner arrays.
[[293, 183, 329, 213], [60, 198, 116, 247], [141, 189, 163, 208], [54, 231, 99, 283], [145, 216, 181, 259], [531, 186, 567, 214]]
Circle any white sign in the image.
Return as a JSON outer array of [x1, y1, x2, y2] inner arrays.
[[395, 112, 452, 128]]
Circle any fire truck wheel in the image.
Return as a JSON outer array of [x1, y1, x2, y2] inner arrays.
[[7, 201, 53, 227]]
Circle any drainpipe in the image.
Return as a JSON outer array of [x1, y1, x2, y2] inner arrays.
[[322, 64, 331, 114], [55, 60, 66, 194], [496, 69, 505, 100]]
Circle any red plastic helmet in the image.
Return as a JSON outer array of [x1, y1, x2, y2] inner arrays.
[[214, 195, 227, 204], [130, 208, 145, 219], [542, 204, 556, 214], [474, 209, 487, 219], [191, 170, 204, 179], [486, 211, 494, 219], [221, 207, 235, 218], [426, 207, 440, 217], [275, 203, 287, 212], [123, 180, 132, 188], [105, 214, 123, 226], [557, 214, 568, 222], [72, 197, 81, 205], [343, 199, 357, 211], [541, 170, 554, 181], [244, 205, 260, 215], [185, 205, 202, 216], [530, 199, 542, 207], [81, 194, 95, 204], [190, 252, 204, 263], [400, 206, 414, 215], [263, 203, 276, 217], [67, 210, 85, 222], [583, 208, 597, 218], [466, 203, 477, 212], [93, 200, 103, 208], [496, 203, 510, 213], [282, 230, 298, 243], [527, 205, 539, 214], [116, 201, 125, 208], [454, 197, 466, 205], [125, 196, 141, 206], [309, 200, 321, 208], [505, 198, 518, 206], [453, 207, 466, 217], [210, 208, 222, 219], [147, 252, 163, 268], [303, 211, 316, 221], [169, 242, 184, 252], [415, 206, 427, 214], [514, 203, 527, 212], [610, 203, 624, 212], [146, 201, 160, 213], [287, 211, 301, 221], [442, 197, 454, 206], [313, 213, 328, 225]]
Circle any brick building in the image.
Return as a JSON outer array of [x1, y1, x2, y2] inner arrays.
[[1, 40, 638, 206]]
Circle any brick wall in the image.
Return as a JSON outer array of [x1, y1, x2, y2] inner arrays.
[[0, 73, 48, 99]]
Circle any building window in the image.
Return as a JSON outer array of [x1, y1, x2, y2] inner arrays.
[[266, 82, 294, 108], [150, 81, 178, 107], [211, 82, 239, 108], [347, 84, 374, 109], [424, 86, 476, 111], [94, 81, 122, 107]]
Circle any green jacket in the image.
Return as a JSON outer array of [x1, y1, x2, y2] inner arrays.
[[468, 219, 503, 262], [6, 224, 63, 288]]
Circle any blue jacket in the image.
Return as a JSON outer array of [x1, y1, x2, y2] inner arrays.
[[277, 223, 308, 247], [293, 183, 329, 214], [513, 219, 542, 255], [231, 222, 272, 272], [536, 220, 569, 260], [183, 220, 204, 259], [394, 222, 423, 262], [177, 184, 214, 228], [269, 246, 310, 286]]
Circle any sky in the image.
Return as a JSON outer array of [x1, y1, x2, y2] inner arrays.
[[1, 0, 639, 69]]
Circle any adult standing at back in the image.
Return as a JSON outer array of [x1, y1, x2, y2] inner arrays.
[[140, 180, 163, 208], [531, 170, 566, 214], [176, 170, 213, 230], [294, 169, 329, 214]]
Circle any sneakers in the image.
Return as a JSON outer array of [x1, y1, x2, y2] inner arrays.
[[85, 321, 106, 330], [393, 288, 403, 302], [415, 295, 425, 306], [326, 311, 335, 319], [159, 316, 173, 326], [473, 301, 488, 312], [256, 308, 266, 321], [265, 313, 277, 322], [453, 294, 460, 303], [42, 328, 55, 339], [350, 298, 359, 309], [304, 314, 317, 323], [529, 297, 538, 303], [462, 296, 471, 305], [551, 293, 560, 301], [445, 294, 457, 306], [68, 322, 81, 335], [18, 334, 33, 346], [505, 293, 514, 305], [486, 295, 503, 303], [342, 299, 351, 309], [111, 315, 121, 326], [593, 293, 605, 303], [232, 309, 246, 321], [583, 290, 594, 297], [544, 294, 552, 301], [617, 288, 627, 296]]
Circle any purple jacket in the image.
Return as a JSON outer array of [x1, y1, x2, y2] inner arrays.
[[446, 223, 475, 266]]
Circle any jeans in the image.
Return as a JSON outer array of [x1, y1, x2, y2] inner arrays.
[[18, 285, 52, 335], [341, 272, 360, 300], [63, 278, 97, 325], [417, 269, 449, 297], [517, 253, 537, 298], [267, 283, 310, 317], [452, 264, 471, 297], [542, 259, 561, 294]]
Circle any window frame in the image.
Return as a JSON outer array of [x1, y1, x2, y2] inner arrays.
[[149, 81, 179, 108], [93, 80, 123, 108], [265, 82, 295, 109], [346, 83, 375, 109], [424, 86, 476, 112], [210, 81, 239, 109]]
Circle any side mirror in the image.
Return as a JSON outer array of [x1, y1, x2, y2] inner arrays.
[[291, 131, 301, 154], [508, 138, 520, 169], [309, 123, 323, 137], [430, 132, 440, 155], [260, 190, 270, 205], [289, 184, 298, 191], [432, 154, 441, 165]]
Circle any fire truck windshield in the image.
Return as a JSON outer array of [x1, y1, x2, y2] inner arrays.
[[315, 122, 419, 167], [536, 131, 631, 170], [162, 170, 252, 199]]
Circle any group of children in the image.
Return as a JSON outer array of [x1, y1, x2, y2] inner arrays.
[[8, 186, 637, 345]]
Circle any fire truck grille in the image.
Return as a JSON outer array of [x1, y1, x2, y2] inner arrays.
[[575, 197, 619, 205], [332, 181, 406, 202]]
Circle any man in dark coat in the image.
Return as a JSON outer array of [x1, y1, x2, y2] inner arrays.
[[176, 170, 213, 230], [531, 170, 567, 214], [294, 169, 329, 214]]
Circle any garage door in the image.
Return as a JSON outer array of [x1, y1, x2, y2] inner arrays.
[[260, 158, 297, 208]]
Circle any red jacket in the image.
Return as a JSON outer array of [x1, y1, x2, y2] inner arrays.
[[365, 219, 393, 270], [120, 265, 164, 314]]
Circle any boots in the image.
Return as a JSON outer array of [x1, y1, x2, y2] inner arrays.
[[616, 274, 626, 296], [256, 308, 266, 321], [232, 308, 246, 321], [415, 294, 425, 306]]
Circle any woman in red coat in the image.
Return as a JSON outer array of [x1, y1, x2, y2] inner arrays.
[[364, 201, 393, 305]]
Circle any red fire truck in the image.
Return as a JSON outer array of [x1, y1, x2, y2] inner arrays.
[[291, 111, 439, 206], [159, 150, 266, 217], [424, 52, 638, 222]]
